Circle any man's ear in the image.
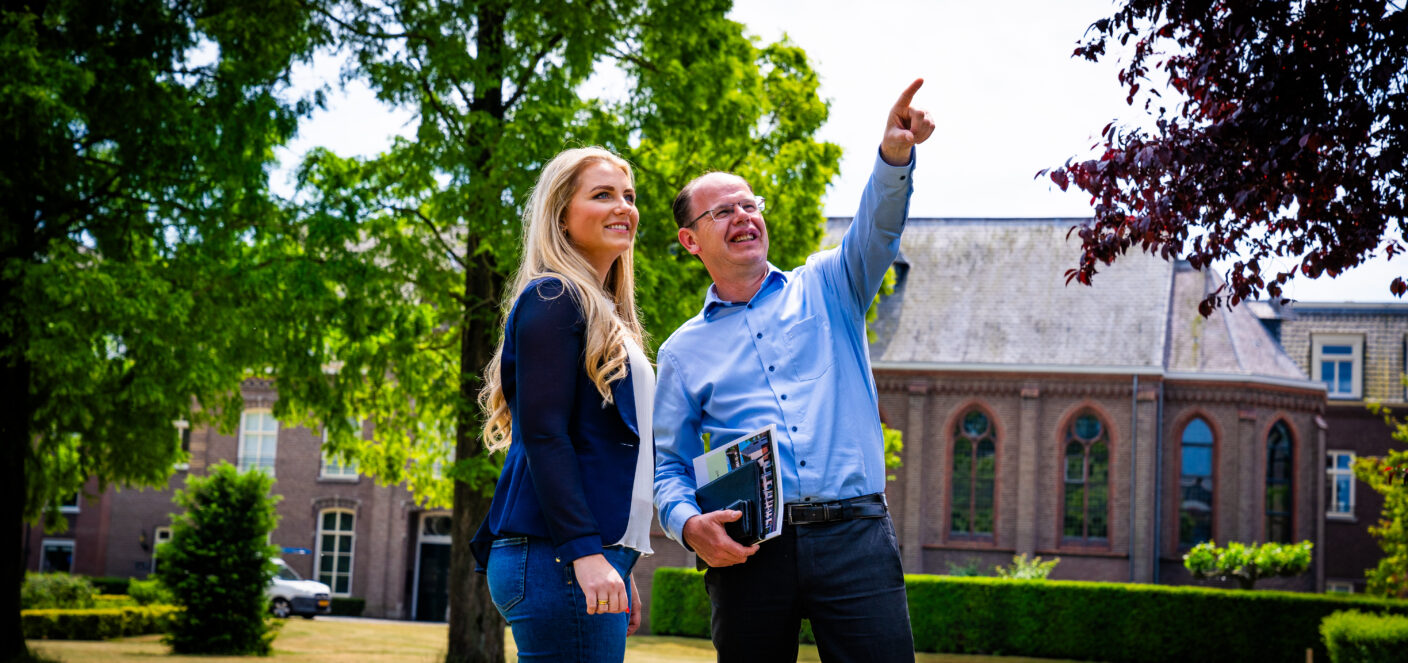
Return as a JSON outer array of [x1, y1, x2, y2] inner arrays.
[[677, 227, 702, 256]]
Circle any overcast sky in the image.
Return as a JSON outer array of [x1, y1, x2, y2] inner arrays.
[[275, 0, 1401, 303]]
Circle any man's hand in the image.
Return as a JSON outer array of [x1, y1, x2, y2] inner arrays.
[[880, 78, 935, 166], [683, 511, 760, 568]]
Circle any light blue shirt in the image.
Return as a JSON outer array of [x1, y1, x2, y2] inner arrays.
[[652, 149, 916, 545]]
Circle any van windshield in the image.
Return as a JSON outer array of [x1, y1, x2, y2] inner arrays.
[[274, 563, 302, 581]]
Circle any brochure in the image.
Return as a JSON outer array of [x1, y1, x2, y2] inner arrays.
[[693, 424, 784, 542]]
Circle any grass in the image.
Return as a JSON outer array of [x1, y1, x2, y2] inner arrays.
[[28, 616, 1082, 662]]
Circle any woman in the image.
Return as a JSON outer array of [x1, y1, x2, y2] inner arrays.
[[471, 146, 655, 662]]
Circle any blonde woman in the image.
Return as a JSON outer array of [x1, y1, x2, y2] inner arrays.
[[470, 147, 655, 661]]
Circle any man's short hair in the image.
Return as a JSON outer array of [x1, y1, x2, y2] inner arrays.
[[672, 171, 748, 229]]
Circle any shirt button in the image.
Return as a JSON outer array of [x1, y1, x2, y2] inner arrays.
[[747, 304, 753, 309], [791, 426, 798, 432], [768, 365, 775, 372], [781, 394, 787, 400], [756, 332, 762, 339], [800, 460, 807, 467]]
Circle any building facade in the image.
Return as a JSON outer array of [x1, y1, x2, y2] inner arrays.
[[1251, 301, 1408, 592], [22, 378, 455, 621]]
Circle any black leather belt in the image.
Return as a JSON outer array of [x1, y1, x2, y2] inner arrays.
[[784, 493, 888, 525]]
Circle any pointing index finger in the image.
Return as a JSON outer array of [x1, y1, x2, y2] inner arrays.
[[893, 78, 924, 110]]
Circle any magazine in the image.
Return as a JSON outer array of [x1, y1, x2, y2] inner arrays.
[[693, 424, 784, 542]]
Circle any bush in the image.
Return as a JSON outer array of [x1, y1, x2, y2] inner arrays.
[[21, 606, 181, 640], [156, 462, 281, 655], [994, 554, 1060, 580], [127, 578, 175, 606], [1184, 540, 1313, 589], [651, 569, 1408, 662], [329, 597, 365, 616], [21, 573, 96, 610], [92, 594, 138, 609], [87, 576, 130, 595], [1322, 610, 1408, 663]]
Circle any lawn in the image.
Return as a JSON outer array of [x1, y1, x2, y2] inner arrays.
[[28, 616, 1082, 662]]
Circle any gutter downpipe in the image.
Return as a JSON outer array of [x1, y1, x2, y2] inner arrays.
[[1130, 374, 1139, 583], [1153, 380, 1164, 584]]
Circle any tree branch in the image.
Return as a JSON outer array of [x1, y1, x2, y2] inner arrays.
[[386, 205, 469, 271]]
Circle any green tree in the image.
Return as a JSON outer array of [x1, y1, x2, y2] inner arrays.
[[156, 462, 281, 655], [258, 1, 838, 661], [1, 1, 320, 659], [1354, 402, 1408, 598]]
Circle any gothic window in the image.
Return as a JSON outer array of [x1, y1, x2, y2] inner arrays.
[[950, 409, 996, 538], [1063, 412, 1110, 542], [1179, 418, 1215, 547], [1266, 422, 1294, 543]]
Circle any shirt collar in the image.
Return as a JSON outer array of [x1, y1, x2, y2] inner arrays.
[[702, 263, 787, 319]]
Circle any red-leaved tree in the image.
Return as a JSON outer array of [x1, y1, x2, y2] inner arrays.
[[1043, 0, 1407, 314]]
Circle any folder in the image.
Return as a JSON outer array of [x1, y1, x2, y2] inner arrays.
[[695, 458, 766, 546]]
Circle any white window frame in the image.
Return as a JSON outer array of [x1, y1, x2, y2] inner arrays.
[[40, 539, 75, 573], [1327, 450, 1356, 519], [1326, 581, 1355, 593], [152, 526, 172, 573], [1312, 334, 1364, 400], [320, 421, 360, 481], [315, 508, 356, 597], [237, 410, 279, 476], [58, 493, 79, 514], [173, 419, 191, 471]]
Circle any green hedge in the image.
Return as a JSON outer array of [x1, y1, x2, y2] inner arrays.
[[651, 569, 1408, 662], [1322, 610, 1408, 663], [92, 594, 138, 609], [87, 577, 131, 595], [21, 573, 96, 610], [330, 597, 365, 617], [22, 606, 180, 640]]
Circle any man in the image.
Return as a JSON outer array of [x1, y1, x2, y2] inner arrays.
[[653, 79, 934, 662]]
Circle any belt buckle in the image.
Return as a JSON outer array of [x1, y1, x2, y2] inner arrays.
[[822, 503, 835, 522]]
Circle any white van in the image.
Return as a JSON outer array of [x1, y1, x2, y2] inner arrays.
[[267, 558, 332, 619]]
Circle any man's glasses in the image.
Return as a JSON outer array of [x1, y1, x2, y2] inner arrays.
[[687, 197, 766, 228]]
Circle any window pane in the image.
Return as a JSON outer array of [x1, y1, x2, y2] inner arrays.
[[962, 411, 989, 437], [951, 443, 972, 534], [1182, 446, 1213, 478], [1321, 345, 1353, 355], [323, 512, 336, 530], [1182, 419, 1213, 445], [337, 555, 351, 573], [974, 440, 995, 535], [1337, 361, 1352, 394], [1089, 443, 1109, 483], [320, 554, 334, 573], [1074, 415, 1101, 440], [1334, 477, 1352, 513], [1063, 484, 1084, 537], [339, 535, 353, 553], [1320, 361, 1336, 390], [1087, 481, 1108, 539], [1065, 443, 1084, 483], [1335, 454, 1352, 470], [336, 576, 350, 594]]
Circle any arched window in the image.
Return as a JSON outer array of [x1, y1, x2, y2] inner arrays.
[[1265, 422, 1294, 543], [316, 509, 356, 596], [950, 409, 996, 538], [1063, 412, 1110, 542], [1179, 418, 1214, 547]]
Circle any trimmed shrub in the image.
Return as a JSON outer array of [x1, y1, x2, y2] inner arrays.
[[1184, 540, 1313, 589], [21, 573, 96, 610], [1322, 610, 1408, 663], [156, 462, 281, 655], [651, 569, 1408, 662], [127, 578, 175, 606], [330, 597, 365, 617], [87, 576, 130, 595], [651, 568, 711, 637], [92, 594, 138, 609], [21, 606, 181, 640]]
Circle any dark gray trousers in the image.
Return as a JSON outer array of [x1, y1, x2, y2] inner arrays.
[[703, 514, 915, 663]]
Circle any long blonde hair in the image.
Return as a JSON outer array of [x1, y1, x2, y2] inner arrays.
[[479, 147, 646, 452]]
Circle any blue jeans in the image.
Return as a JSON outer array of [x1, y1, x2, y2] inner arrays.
[[486, 536, 640, 662]]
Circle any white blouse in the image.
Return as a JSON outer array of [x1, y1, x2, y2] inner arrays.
[[614, 337, 655, 554]]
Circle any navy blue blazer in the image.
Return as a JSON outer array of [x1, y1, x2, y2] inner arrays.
[[471, 277, 643, 571]]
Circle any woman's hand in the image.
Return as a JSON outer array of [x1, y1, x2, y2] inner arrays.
[[627, 573, 641, 635], [572, 554, 628, 615]]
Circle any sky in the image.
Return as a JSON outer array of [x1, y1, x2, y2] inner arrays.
[[273, 0, 1401, 304]]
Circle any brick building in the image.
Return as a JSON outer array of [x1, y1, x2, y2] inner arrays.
[[22, 378, 454, 621], [1249, 300, 1408, 592]]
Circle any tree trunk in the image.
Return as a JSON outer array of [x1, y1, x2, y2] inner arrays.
[[446, 250, 505, 663], [3, 347, 32, 662]]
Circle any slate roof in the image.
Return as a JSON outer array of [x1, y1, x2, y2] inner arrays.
[[824, 217, 1309, 383]]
